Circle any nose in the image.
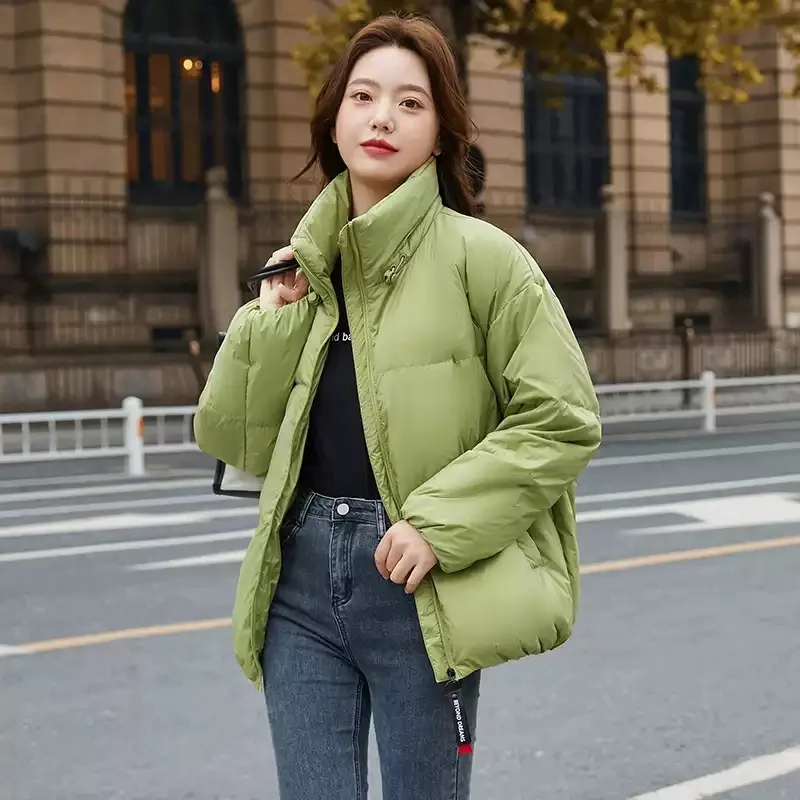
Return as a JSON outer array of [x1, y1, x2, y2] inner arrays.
[[369, 103, 394, 134]]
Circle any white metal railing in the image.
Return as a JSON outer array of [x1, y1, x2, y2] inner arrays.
[[2, 371, 799, 474], [0, 397, 199, 476], [597, 371, 715, 429], [597, 370, 800, 431]]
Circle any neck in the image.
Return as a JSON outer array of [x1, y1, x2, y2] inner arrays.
[[349, 177, 399, 217]]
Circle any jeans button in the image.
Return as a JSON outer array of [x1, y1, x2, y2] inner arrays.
[[336, 502, 350, 516]]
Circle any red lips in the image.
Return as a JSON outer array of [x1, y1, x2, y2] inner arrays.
[[361, 138, 398, 152]]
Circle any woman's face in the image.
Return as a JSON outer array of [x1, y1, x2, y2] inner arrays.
[[334, 45, 440, 202]]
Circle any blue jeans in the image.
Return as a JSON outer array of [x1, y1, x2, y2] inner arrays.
[[261, 489, 481, 800]]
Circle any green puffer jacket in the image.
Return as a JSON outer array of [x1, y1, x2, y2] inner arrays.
[[194, 157, 602, 690]]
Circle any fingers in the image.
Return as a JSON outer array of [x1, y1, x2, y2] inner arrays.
[[389, 553, 415, 585], [376, 532, 435, 594], [260, 264, 310, 310], [404, 563, 430, 594], [276, 279, 307, 304], [294, 271, 310, 293], [274, 283, 293, 303], [260, 277, 283, 311], [267, 245, 294, 266], [374, 536, 391, 579]]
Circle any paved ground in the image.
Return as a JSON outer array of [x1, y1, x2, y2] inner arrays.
[[1, 424, 800, 800]]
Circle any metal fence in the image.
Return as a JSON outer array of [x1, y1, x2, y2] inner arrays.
[[579, 327, 800, 384], [3, 371, 800, 473]]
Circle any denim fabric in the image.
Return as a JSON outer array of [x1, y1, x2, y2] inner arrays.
[[261, 488, 481, 800]]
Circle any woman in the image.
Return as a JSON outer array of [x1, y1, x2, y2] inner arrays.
[[195, 12, 601, 800]]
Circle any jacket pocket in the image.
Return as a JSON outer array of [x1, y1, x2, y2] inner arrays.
[[429, 541, 574, 675]]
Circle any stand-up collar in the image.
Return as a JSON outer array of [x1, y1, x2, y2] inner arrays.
[[291, 157, 442, 284]]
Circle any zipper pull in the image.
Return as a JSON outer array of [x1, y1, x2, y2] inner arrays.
[[445, 671, 473, 757], [383, 254, 407, 284]]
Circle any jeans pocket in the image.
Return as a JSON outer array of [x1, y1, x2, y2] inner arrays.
[[278, 515, 300, 546]]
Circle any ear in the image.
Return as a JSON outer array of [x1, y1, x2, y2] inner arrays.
[[433, 139, 441, 157], [331, 127, 337, 145]]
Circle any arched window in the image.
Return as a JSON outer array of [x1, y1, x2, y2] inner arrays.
[[524, 56, 609, 211], [669, 56, 706, 220], [124, 0, 245, 203]]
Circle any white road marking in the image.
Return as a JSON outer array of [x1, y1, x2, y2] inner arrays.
[[629, 743, 800, 799], [1, 474, 796, 523], [129, 550, 246, 570], [0, 507, 257, 538], [0, 478, 208, 504], [578, 473, 800, 504], [0, 644, 29, 657], [0, 492, 243, 521], [578, 492, 800, 525], [632, 494, 800, 535], [590, 441, 800, 467], [605, 419, 800, 442], [579, 503, 692, 523], [0, 473, 135, 490], [0, 469, 209, 491], [0, 530, 253, 563]]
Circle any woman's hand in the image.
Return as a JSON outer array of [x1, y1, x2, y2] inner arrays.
[[375, 520, 439, 593], [259, 246, 310, 311]]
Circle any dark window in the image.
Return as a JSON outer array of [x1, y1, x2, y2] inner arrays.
[[524, 56, 609, 211], [124, 0, 245, 204], [669, 56, 706, 220]]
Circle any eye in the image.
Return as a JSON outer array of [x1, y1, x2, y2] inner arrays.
[[352, 91, 372, 102], [401, 98, 423, 109]]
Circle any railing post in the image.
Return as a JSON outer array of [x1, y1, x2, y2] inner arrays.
[[700, 370, 717, 433], [680, 318, 695, 409], [123, 396, 145, 476]]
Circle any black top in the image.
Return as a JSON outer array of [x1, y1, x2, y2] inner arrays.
[[299, 259, 381, 500]]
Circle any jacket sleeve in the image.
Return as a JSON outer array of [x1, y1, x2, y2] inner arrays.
[[400, 264, 601, 574], [193, 297, 314, 477]]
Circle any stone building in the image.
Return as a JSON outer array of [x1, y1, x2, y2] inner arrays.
[[0, 0, 798, 409]]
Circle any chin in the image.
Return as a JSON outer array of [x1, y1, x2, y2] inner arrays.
[[351, 164, 408, 188]]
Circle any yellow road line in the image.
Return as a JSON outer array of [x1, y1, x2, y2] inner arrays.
[[581, 534, 800, 574], [17, 617, 232, 654], [5, 534, 800, 657]]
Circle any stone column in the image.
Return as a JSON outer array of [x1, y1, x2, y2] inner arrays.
[[199, 167, 241, 339], [756, 192, 784, 329], [594, 185, 630, 334], [607, 48, 672, 299], [15, 0, 126, 196]]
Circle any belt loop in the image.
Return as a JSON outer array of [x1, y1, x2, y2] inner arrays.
[[376, 501, 388, 539]]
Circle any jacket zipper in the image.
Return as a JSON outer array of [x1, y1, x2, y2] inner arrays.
[[350, 240, 404, 517], [349, 240, 455, 680]]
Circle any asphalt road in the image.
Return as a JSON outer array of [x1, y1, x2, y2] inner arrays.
[[1, 425, 800, 800]]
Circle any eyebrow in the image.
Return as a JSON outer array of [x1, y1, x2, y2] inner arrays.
[[347, 77, 432, 100]]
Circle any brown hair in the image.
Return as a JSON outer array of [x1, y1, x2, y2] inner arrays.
[[294, 13, 477, 215]]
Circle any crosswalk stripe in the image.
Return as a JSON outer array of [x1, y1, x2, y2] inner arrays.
[[0, 492, 243, 521], [0, 478, 208, 505], [0, 644, 29, 657], [0, 507, 258, 538], [0, 530, 253, 563], [0, 469, 208, 491], [578, 473, 800, 504], [129, 550, 246, 570]]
